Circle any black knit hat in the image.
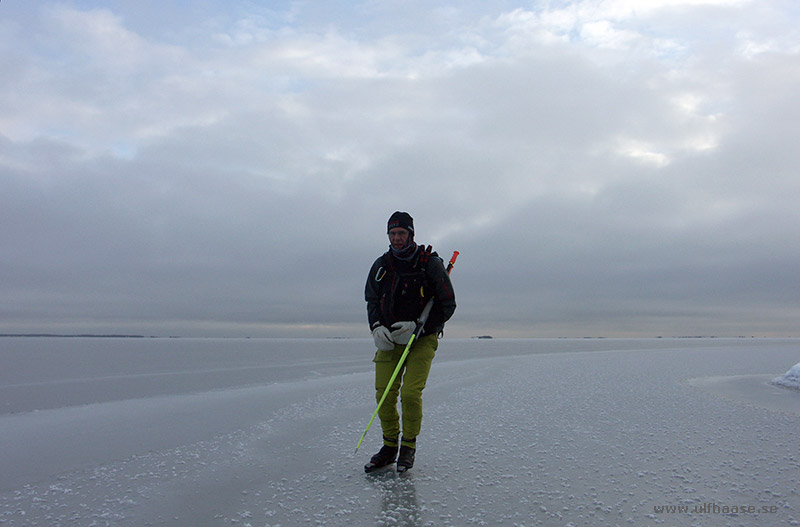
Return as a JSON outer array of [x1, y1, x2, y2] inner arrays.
[[387, 211, 414, 234]]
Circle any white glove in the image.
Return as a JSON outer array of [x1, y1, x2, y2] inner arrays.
[[372, 325, 395, 350], [390, 321, 417, 345]]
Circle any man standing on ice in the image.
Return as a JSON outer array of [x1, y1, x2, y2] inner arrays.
[[363, 211, 456, 472]]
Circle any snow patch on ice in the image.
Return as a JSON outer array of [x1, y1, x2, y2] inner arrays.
[[772, 362, 800, 391]]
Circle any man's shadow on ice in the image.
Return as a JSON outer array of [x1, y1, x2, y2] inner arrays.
[[367, 469, 420, 526]]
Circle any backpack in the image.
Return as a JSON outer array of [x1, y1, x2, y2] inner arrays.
[[375, 245, 434, 323]]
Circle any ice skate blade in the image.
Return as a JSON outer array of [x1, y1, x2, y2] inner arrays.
[[364, 462, 395, 474]]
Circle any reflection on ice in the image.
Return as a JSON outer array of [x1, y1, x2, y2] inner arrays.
[[369, 470, 420, 527]]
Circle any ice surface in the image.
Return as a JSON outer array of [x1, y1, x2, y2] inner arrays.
[[1, 337, 799, 526]]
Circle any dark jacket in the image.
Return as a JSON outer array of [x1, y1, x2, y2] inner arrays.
[[365, 246, 456, 336]]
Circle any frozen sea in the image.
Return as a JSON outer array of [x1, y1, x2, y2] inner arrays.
[[1, 337, 799, 526]]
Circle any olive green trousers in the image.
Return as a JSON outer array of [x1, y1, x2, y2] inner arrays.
[[373, 334, 438, 448]]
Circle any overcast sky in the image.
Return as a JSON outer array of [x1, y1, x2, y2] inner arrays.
[[2, 0, 799, 338]]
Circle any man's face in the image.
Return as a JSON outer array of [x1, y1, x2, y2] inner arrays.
[[388, 227, 410, 251]]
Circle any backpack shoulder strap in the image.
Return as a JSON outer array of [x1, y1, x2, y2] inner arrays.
[[375, 251, 391, 282], [417, 245, 433, 270]]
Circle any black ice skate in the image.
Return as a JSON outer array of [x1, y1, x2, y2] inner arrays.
[[364, 443, 398, 473], [396, 444, 415, 473]]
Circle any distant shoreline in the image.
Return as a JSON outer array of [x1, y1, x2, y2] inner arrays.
[[0, 334, 791, 339], [0, 334, 154, 338]]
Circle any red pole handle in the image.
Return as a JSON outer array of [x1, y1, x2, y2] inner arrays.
[[447, 251, 459, 274]]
